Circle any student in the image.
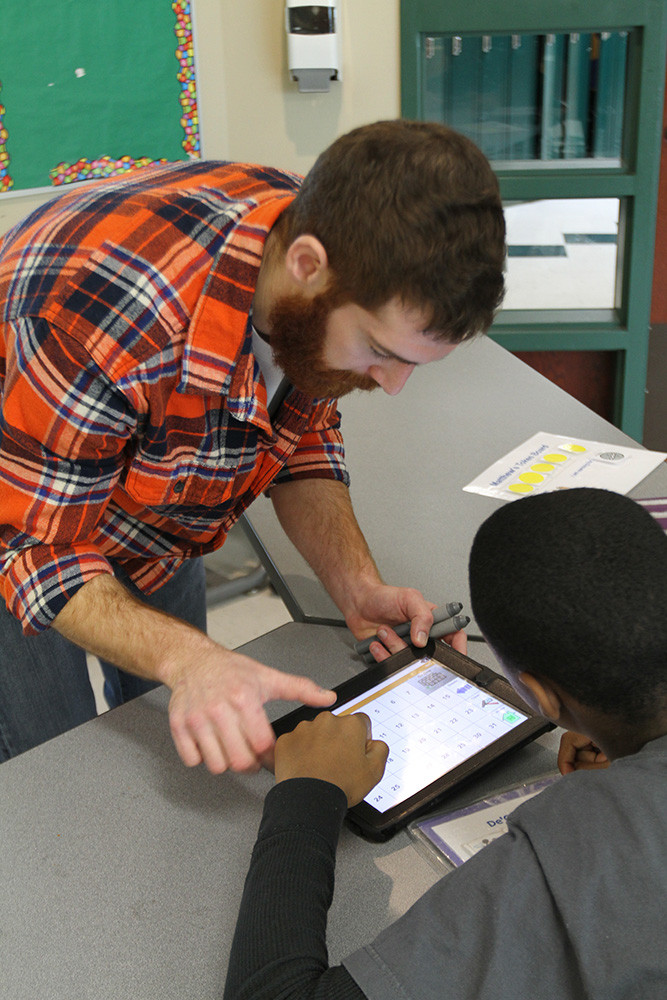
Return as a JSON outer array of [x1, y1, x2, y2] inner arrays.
[[0, 120, 505, 769], [224, 488, 667, 999]]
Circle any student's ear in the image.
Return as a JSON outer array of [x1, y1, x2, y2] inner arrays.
[[517, 672, 563, 723], [284, 235, 330, 294]]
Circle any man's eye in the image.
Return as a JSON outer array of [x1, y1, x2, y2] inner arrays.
[[370, 345, 389, 359]]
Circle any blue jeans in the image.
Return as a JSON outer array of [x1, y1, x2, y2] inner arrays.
[[0, 557, 207, 762]]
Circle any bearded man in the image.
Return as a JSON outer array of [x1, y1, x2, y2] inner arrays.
[[0, 120, 506, 771]]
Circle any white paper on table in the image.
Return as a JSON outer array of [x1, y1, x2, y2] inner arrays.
[[463, 432, 666, 502]]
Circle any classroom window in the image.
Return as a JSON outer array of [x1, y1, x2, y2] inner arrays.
[[421, 31, 629, 164], [503, 198, 620, 310]]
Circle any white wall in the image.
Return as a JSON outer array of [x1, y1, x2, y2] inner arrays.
[[0, 0, 401, 236]]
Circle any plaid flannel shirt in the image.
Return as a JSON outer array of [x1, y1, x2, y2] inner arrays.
[[0, 161, 349, 634]]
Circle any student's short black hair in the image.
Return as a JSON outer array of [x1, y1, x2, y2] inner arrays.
[[469, 488, 667, 720]]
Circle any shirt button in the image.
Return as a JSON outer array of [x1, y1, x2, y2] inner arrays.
[[173, 480, 185, 494]]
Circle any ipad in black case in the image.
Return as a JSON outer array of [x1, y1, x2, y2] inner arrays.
[[272, 638, 553, 840]]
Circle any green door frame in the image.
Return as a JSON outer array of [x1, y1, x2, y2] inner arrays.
[[401, 0, 667, 438]]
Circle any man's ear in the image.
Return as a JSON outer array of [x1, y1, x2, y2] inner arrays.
[[518, 672, 563, 723], [283, 235, 330, 294]]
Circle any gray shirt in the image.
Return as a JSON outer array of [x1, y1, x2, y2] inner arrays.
[[345, 733, 667, 1000]]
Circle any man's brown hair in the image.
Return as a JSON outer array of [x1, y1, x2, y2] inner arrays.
[[275, 119, 506, 341]]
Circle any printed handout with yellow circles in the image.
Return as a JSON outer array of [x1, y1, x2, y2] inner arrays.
[[463, 432, 667, 501]]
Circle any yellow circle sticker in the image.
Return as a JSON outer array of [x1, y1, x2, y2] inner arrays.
[[531, 463, 554, 472], [508, 482, 534, 494], [519, 472, 544, 484], [560, 443, 587, 453], [543, 453, 568, 463]]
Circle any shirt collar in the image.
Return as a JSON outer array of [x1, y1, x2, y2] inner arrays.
[[178, 192, 296, 432]]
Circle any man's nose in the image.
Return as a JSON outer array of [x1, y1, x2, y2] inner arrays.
[[369, 361, 415, 396]]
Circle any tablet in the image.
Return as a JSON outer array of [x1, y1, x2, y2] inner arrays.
[[272, 638, 554, 840]]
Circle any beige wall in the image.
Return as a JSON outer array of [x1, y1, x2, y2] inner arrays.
[[203, 0, 400, 170], [0, 0, 400, 236]]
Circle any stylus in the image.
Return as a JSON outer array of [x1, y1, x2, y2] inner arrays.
[[354, 603, 463, 656], [360, 614, 471, 664]]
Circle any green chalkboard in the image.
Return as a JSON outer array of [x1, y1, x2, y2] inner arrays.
[[0, 0, 199, 193]]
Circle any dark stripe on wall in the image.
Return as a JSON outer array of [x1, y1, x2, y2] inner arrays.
[[563, 233, 618, 244], [507, 245, 566, 257]]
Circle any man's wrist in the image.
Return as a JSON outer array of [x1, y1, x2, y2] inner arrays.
[[337, 565, 384, 623], [149, 624, 220, 689]]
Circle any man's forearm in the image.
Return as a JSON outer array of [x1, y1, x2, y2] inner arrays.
[[52, 572, 211, 687], [52, 571, 336, 774], [271, 478, 436, 649], [270, 479, 382, 618]]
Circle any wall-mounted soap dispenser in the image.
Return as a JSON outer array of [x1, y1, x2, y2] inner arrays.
[[285, 2, 340, 93]]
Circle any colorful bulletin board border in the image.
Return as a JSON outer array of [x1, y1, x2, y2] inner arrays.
[[1, 0, 200, 195], [463, 432, 667, 502], [0, 82, 10, 192]]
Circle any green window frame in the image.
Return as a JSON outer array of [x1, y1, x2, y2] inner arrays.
[[401, 0, 667, 438]]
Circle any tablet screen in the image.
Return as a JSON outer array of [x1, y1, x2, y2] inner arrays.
[[272, 640, 552, 840], [332, 655, 528, 814]]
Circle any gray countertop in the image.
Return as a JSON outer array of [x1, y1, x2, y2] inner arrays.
[[0, 623, 560, 1000], [2, 338, 661, 999], [245, 335, 667, 625]]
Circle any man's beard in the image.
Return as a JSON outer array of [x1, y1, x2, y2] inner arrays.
[[267, 289, 378, 399]]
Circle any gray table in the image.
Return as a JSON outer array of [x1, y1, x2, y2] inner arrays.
[[0, 622, 560, 1000], [244, 335, 667, 627], [2, 339, 662, 998]]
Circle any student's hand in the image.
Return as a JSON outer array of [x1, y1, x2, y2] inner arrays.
[[167, 645, 336, 775], [557, 730, 610, 774], [366, 623, 468, 662], [345, 583, 437, 650], [274, 712, 389, 807]]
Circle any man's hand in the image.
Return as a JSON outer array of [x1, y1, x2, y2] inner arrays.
[[364, 621, 468, 662], [345, 583, 439, 650], [274, 712, 389, 807], [167, 644, 336, 775], [557, 731, 609, 775]]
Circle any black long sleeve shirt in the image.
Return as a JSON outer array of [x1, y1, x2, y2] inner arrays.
[[223, 778, 367, 1000]]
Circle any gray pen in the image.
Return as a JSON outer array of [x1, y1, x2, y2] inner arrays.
[[361, 614, 470, 664], [354, 602, 463, 656]]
